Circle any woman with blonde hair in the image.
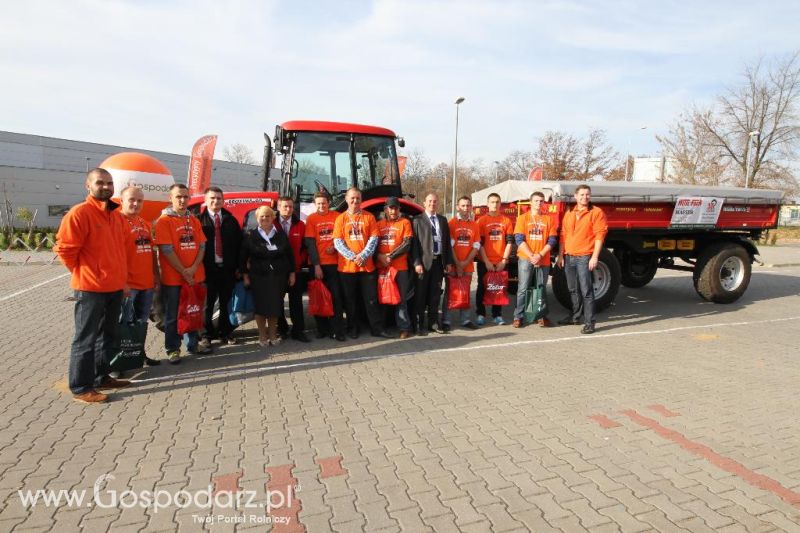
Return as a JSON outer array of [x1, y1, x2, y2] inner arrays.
[[239, 206, 295, 348]]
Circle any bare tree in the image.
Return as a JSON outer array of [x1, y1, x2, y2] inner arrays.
[[498, 150, 537, 181], [402, 149, 432, 201], [535, 131, 580, 180], [699, 52, 800, 189], [657, 110, 727, 185], [223, 143, 257, 165], [575, 128, 619, 181]]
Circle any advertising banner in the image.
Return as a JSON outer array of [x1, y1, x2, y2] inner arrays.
[[670, 197, 724, 228], [187, 135, 218, 195]]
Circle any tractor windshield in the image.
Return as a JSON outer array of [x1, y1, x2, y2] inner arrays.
[[289, 132, 399, 203]]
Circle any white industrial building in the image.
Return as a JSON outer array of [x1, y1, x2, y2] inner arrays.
[[0, 131, 264, 228]]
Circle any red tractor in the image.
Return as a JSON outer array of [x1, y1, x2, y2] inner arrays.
[[190, 121, 423, 227]]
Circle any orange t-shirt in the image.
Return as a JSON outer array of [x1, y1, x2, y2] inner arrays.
[[304, 211, 340, 266], [333, 210, 379, 273], [449, 218, 479, 273], [514, 211, 557, 264], [376, 217, 413, 271], [477, 213, 513, 263], [154, 213, 207, 285], [122, 214, 155, 290], [561, 205, 608, 256]]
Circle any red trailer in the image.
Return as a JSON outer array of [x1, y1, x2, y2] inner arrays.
[[472, 181, 784, 309]]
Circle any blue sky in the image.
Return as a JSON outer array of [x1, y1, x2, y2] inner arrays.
[[2, 0, 798, 168]]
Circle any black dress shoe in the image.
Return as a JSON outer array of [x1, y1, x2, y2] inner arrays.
[[581, 324, 596, 334], [348, 328, 360, 339], [291, 332, 311, 343], [334, 333, 346, 342], [429, 324, 446, 334], [441, 324, 451, 333], [417, 327, 428, 336], [558, 316, 581, 326], [315, 330, 329, 339], [371, 330, 394, 339], [461, 321, 479, 330], [144, 356, 161, 366]]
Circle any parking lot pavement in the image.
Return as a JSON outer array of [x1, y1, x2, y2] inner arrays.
[[0, 260, 799, 532]]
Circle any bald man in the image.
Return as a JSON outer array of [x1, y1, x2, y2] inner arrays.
[[55, 168, 132, 403]]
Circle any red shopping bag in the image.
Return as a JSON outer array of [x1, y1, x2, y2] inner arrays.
[[482, 270, 509, 306], [448, 275, 471, 310], [378, 267, 401, 305], [178, 283, 206, 334], [308, 279, 334, 317]]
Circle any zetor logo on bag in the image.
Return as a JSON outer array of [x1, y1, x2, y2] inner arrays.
[[178, 284, 206, 334], [483, 271, 509, 306]]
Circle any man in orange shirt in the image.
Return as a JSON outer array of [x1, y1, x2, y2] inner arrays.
[[376, 197, 414, 339], [476, 193, 514, 325], [118, 186, 161, 372], [442, 196, 481, 331], [513, 192, 557, 328], [55, 168, 131, 403], [304, 192, 345, 341], [154, 184, 210, 362], [333, 188, 392, 339], [557, 184, 608, 334]]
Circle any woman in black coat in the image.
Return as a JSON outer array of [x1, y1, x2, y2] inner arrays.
[[240, 206, 296, 348]]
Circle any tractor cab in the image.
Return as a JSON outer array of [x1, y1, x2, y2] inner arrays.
[[264, 121, 420, 217]]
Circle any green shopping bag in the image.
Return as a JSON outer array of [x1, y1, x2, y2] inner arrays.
[[523, 268, 549, 324], [110, 320, 147, 372]]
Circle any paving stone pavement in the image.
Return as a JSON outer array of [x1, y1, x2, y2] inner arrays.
[[0, 248, 799, 532]]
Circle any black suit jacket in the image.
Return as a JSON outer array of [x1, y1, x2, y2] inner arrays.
[[199, 207, 242, 275], [411, 212, 454, 271]]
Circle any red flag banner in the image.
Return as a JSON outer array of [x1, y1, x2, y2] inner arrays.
[[528, 167, 543, 181], [187, 135, 218, 195]]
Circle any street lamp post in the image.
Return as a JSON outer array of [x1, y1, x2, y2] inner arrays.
[[744, 130, 760, 188], [493, 160, 499, 185], [442, 167, 448, 215], [451, 97, 465, 218]]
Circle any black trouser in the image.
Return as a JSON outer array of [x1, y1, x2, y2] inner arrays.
[[315, 264, 345, 337], [415, 256, 444, 329], [204, 264, 235, 339], [339, 271, 382, 334], [475, 261, 502, 318], [279, 271, 306, 335], [69, 290, 123, 394]]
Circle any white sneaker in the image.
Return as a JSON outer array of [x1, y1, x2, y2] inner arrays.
[[494, 316, 507, 326]]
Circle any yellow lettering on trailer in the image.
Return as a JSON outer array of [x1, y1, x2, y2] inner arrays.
[[677, 240, 695, 250], [658, 239, 676, 250]]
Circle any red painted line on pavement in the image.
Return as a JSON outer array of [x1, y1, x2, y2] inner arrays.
[[211, 471, 242, 495], [620, 409, 800, 507], [589, 414, 622, 429], [647, 404, 680, 417], [267, 464, 305, 533], [316, 456, 348, 479]]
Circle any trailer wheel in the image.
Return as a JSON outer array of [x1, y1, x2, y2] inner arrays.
[[551, 248, 621, 312], [619, 252, 658, 288], [693, 242, 751, 303]]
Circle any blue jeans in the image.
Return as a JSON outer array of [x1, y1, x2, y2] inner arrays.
[[162, 284, 200, 353], [564, 255, 595, 326], [393, 269, 412, 331], [514, 261, 549, 320], [69, 290, 122, 394], [121, 288, 154, 323], [121, 288, 154, 357], [442, 273, 474, 325]]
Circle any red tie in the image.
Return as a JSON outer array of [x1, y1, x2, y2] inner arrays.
[[214, 213, 223, 262]]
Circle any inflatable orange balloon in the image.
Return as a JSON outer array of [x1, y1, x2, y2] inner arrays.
[[101, 152, 174, 222]]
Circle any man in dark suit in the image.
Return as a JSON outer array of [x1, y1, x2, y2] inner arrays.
[[411, 193, 454, 335], [199, 187, 242, 346]]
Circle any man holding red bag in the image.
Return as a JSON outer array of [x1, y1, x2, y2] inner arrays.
[[442, 196, 481, 331], [476, 193, 514, 325], [154, 183, 210, 364], [376, 197, 414, 339], [304, 192, 345, 341]]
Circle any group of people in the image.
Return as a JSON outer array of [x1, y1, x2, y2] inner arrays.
[[55, 168, 607, 404]]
